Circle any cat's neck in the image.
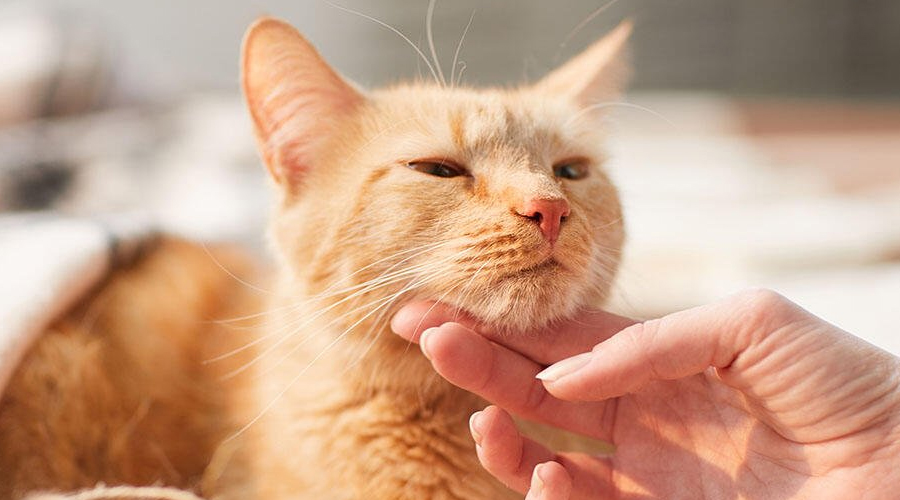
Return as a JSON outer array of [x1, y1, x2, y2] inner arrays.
[[259, 282, 459, 403]]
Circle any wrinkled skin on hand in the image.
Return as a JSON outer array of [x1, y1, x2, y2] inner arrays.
[[392, 289, 900, 499]]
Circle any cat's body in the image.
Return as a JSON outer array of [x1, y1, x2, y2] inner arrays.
[[0, 237, 519, 500], [0, 18, 630, 500], [0, 238, 259, 498]]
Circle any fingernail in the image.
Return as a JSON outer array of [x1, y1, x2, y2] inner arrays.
[[389, 310, 404, 335], [530, 464, 545, 497], [419, 327, 437, 360], [469, 410, 484, 445], [535, 352, 592, 382]]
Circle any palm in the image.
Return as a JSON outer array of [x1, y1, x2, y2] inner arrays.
[[580, 373, 880, 499], [606, 375, 802, 499]]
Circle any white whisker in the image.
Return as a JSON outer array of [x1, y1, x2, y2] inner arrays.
[[201, 243, 271, 295], [455, 62, 468, 87], [216, 265, 428, 375], [317, 239, 451, 296], [333, 263, 446, 371], [346, 244, 481, 368], [450, 253, 491, 323], [205, 240, 458, 363], [450, 8, 476, 87], [566, 101, 678, 129], [255, 288, 409, 380], [216, 244, 469, 373], [425, 0, 446, 86], [554, 0, 622, 63], [400, 246, 488, 356], [400, 266, 475, 358], [326, 1, 441, 85], [264, 244, 475, 375]]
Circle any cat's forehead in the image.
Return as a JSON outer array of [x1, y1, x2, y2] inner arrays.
[[369, 86, 584, 160]]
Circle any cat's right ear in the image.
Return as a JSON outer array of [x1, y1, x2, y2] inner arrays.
[[242, 18, 364, 188]]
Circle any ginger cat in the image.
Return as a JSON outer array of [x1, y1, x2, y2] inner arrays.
[[0, 17, 630, 500]]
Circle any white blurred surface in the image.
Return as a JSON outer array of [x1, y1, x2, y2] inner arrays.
[[606, 95, 900, 355]]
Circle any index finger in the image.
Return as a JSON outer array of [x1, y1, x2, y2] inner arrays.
[[391, 301, 636, 365]]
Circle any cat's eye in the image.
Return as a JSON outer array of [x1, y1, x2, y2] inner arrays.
[[406, 160, 466, 178], [553, 160, 589, 180]]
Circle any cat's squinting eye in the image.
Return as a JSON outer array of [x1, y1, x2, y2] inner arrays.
[[406, 160, 466, 178], [553, 160, 589, 180]]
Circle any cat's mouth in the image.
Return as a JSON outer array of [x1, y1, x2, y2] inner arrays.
[[504, 257, 562, 279], [455, 255, 579, 333]]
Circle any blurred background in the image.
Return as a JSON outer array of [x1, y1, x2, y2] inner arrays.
[[1, 0, 898, 351]]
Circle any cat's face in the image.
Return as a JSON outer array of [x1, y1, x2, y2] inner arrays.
[[242, 18, 629, 332]]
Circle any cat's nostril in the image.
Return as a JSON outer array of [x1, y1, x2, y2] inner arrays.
[[515, 198, 570, 244]]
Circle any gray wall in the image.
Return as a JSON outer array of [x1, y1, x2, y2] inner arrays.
[[27, 0, 900, 98]]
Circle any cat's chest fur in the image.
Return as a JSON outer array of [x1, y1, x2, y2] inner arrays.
[[236, 303, 517, 500]]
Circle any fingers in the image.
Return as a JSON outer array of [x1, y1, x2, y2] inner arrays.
[[471, 406, 611, 500], [537, 289, 808, 402], [392, 301, 635, 365], [525, 462, 572, 500], [470, 406, 556, 492], [419, 322, 613, 439]]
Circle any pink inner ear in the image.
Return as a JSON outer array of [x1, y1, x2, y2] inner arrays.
[[241, 18, 364, 187], [265, 85, 362, 185], [259, 88, 325, 181]]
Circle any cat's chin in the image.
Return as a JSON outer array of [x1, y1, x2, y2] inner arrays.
[[469, 298, 578, 336], [448, 264, 588, 334]]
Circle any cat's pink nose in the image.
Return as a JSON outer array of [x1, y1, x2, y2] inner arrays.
[[516, 198, 570, 244]]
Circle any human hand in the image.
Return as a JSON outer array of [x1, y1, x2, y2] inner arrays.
[[391, 289, 900, 499]]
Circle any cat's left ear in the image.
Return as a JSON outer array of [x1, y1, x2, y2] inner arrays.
[[533, 20, 632, 105]]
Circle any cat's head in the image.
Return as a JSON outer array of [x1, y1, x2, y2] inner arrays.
[[242, 18, 629, 333]]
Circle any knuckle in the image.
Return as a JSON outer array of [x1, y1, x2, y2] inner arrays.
[[623, 318, 664, 354], [638, 320, 666, 380], [523, 379, 548, 413], [619, 320, 654, 348], [730, 287, 797, 340], [735, 288, 790, 320], [464, 339, 498, 393], [619, 320, 666, 381], [474, 352, 497, 393], [738, 287, 787, 308]]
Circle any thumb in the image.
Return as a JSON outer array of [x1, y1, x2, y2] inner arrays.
[[536, 289, 900, 444]]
